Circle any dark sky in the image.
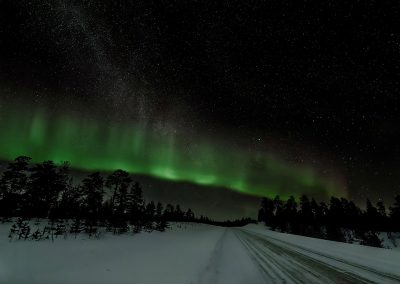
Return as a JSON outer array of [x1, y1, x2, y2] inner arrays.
[[1, 1, 400, 204]]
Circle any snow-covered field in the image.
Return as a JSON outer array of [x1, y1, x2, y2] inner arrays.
[[0, 222, 262, 284], [1, 222, 400, 284]]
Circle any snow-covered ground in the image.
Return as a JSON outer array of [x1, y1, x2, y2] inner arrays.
[[242, 224, 400, 283], [0, 222, 262, 284], [1, 222, 400, 283]]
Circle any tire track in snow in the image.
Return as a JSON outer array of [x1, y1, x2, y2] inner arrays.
[[239, 229, 400, 283], [236, 231, 298, 283], [246, 230, 400, 283], [198, 228, 228, 284], [235, 229, 385, 284]]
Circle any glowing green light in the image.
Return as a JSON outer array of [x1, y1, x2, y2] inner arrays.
[[0, 103, 346, 199]]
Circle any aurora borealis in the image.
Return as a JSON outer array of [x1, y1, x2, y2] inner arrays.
[[0, 102, 344, 199]]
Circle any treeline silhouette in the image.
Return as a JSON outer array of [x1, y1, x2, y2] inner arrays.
[[0, 156, 254, 240], [258, 194, 400, 248], [197, 216, 256, 227]]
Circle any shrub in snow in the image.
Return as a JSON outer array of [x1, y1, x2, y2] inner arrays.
[[360, 231, 383, 248]]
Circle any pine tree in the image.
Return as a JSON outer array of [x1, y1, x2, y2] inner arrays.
[[261, 197, 275, 227], [30, 228, 43, 241], [389, 195, 400, 232], [54, 221, 67, 239], [0, 156, 31, 217], [164, 204, 174, 221], [174, 204, 184, 221], [106, 170, 132, 233], [127, 182, 145, 227], [81, 172, 104, 229], [26, 161, 70, 218], [155, 202, 167, 231], [12, 218, 31, 240], [185, 208, 195, 221], [343, 200, 361, 230], [57, 184, 81, 219], [325, 197, 345, 241], [299, 195, 313, 236], [8, 223, 18, 240], [376, 201, 388, 231], [70, 218, 84, 238], [144, 201, 156, 231], [106, 170, 132, 209], [257, 208, 266, 223], [273, 195, 284, 231], [360, 231, 383, 248], [364, 199, 380, 232], [283, 196, 298, 233]]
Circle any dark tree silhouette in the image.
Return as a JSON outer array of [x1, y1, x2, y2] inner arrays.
[[260, 197, 275, 227], [56, 184, 81, 219], [106, 169, 132, 209], [163, 203, 175, 221], [364, 199, 380, 231], [298, 194, 314, 236], [324, 197, 345, 242], [282, 196, 298, 233], [144, 201, 156, 231], [257, 194, 391, 247], [26, 161, 70, 218], [105, 170, 132, 234], [273, 195, 284, 231], [155, 202, 167, 231], [174, 204, 184, 221], [185, 208, 195, 221], [1, 156, 398, 246], [126, 181, 146, 234], [389, 195, 400, 232], [0, 156, 31, 217], [81, 172, 104, 232]]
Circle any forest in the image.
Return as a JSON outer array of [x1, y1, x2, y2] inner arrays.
[[258, 193, 400, 248], [1, 156, 398, 248], [0, 156, 253, 241]]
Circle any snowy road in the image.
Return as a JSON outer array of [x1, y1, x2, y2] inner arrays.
[[2, 223, 400, 284], [234, 229, 400, 284]]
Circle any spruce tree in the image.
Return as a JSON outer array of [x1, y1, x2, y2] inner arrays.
[[376, 201, 388, 232], [155, 202, 167, 231], [81, 172, 104, 229], [185, 208, 195, 221], [261, 197, 275, 227], [273, 195, 284, 231], [144, 201, 156, 231], [57, 184, 81, 219], [299, 195, 313, 236], [70, 218, 84, 238], [164, 204, 174, 221], [0, 156, 31, 217], [326, 197, 345, 242], [174, 204, 184, 221], [389, 195, 400, 232], [283, 196, 298, 233], [26, 161, 70, 218], [106, 170, 132, 233], [127, 182, 145, 226]]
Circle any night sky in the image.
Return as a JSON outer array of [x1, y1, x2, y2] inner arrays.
[[1, 1, 400, 205]]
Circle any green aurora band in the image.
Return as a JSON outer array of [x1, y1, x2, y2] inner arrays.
[[0, 104, 346, 199]]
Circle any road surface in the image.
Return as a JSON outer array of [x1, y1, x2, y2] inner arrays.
[[200, 228, 400, 284]]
